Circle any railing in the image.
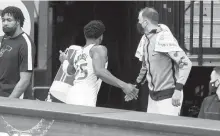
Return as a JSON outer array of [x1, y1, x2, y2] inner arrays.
[[198, 1, 203, 66], [187, 1, 219, 66], [31, 69, 51, 100]]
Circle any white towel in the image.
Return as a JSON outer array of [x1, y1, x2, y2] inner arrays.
[[49, 45, 82, 102], [135, 24, 173, 61]]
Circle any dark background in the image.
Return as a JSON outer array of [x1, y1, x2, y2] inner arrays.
[[47, 1, 212, 116]]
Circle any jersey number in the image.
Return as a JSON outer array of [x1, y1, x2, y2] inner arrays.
[[75, 63, 88, 80]]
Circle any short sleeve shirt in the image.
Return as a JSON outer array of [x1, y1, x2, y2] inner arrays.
[[0, 32, 36, 93]]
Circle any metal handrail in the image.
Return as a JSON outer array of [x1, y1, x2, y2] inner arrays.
[[189, 1, 216, 58], [32, 86, 50, 91], [190, 1, 194, 54], [210, 1, 214, 48], [198, 1, 203, 66]]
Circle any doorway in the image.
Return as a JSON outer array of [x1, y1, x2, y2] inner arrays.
[[50, 1, 189, 112], [51, 1, 143, 109]]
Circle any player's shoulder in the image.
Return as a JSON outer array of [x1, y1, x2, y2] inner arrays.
[[203, 95, 217, 103], [69, 45, 82, 50], [91, 45, 107, 55], [93, 45, 107, 51], [94, 44, 106, 48]]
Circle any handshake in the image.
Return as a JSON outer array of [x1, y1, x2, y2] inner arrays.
[[123, 82, 141, 102]]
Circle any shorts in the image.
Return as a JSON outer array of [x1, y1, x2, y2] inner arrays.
[[147, 91, 183, 116]]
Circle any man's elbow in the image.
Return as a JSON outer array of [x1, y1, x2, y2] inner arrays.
[[21, 78, 31, 87], [187, 59, 192, 70], [94, 68, 104, 78], [181, 57, 192, 70], [16, 78, 31, 94], [94, 70, 101, 77]]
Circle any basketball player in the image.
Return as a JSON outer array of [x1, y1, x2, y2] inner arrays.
[[60, 20, 138, 107]]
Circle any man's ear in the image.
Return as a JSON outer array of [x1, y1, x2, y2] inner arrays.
[[210, 70, 217, 82], [15, 20, 20, 27]]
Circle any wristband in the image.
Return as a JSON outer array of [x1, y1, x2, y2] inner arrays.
[[175, 83, 183, 91], [135, 81, 142, 89]]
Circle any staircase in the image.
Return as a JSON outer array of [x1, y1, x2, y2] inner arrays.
[[184, 1, 220, 66]]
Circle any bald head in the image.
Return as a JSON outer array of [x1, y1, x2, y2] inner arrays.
[[139, 7, 159, 25]]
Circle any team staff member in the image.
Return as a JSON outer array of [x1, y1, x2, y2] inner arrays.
[[0, 6, 36, 98], [126, 7, 192, 116]]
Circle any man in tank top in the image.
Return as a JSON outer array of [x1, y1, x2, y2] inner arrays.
[[60, 20, 139, 107]]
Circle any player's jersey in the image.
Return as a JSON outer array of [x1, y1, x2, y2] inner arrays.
[[66, 44, 108, 106]]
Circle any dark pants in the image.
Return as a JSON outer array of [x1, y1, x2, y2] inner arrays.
[[123, 82, 149, 112], [135, 82, 149, 112]]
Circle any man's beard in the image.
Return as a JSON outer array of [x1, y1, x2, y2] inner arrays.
[[3, 26, 17, 37], [216, 88, 220, 100], [136, 23, 145, 35]]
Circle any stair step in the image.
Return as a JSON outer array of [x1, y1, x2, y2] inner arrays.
[[185, 36, 220, 48], [188, 54, 220, 66], [185, 21, 220, 37], [185, 18, 220, 23]]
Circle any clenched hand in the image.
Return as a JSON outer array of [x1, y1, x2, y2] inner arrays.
[[123, 84, 139, 102], [172, 90, 182, 107]]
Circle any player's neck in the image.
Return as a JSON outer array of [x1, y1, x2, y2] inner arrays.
[[85, 40, 98, 47]]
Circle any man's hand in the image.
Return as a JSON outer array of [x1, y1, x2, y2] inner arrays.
[[172, 90, 182, 107], [59, 50, 68, 63], [122, 84, 139, 102]]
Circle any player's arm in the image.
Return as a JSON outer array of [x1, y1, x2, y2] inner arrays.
[[92, 46, 127, 89], [10, 39, 36, 98], [167, 51, 192, 91], [124, 55, 147, 101], [9, 72, 32, 98]]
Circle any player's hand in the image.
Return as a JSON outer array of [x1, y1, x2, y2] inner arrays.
[[172, 90, 182, 107], [59, 50, 68, 63], [122, 84, 139, 101], [124, 93, 137, 102]]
